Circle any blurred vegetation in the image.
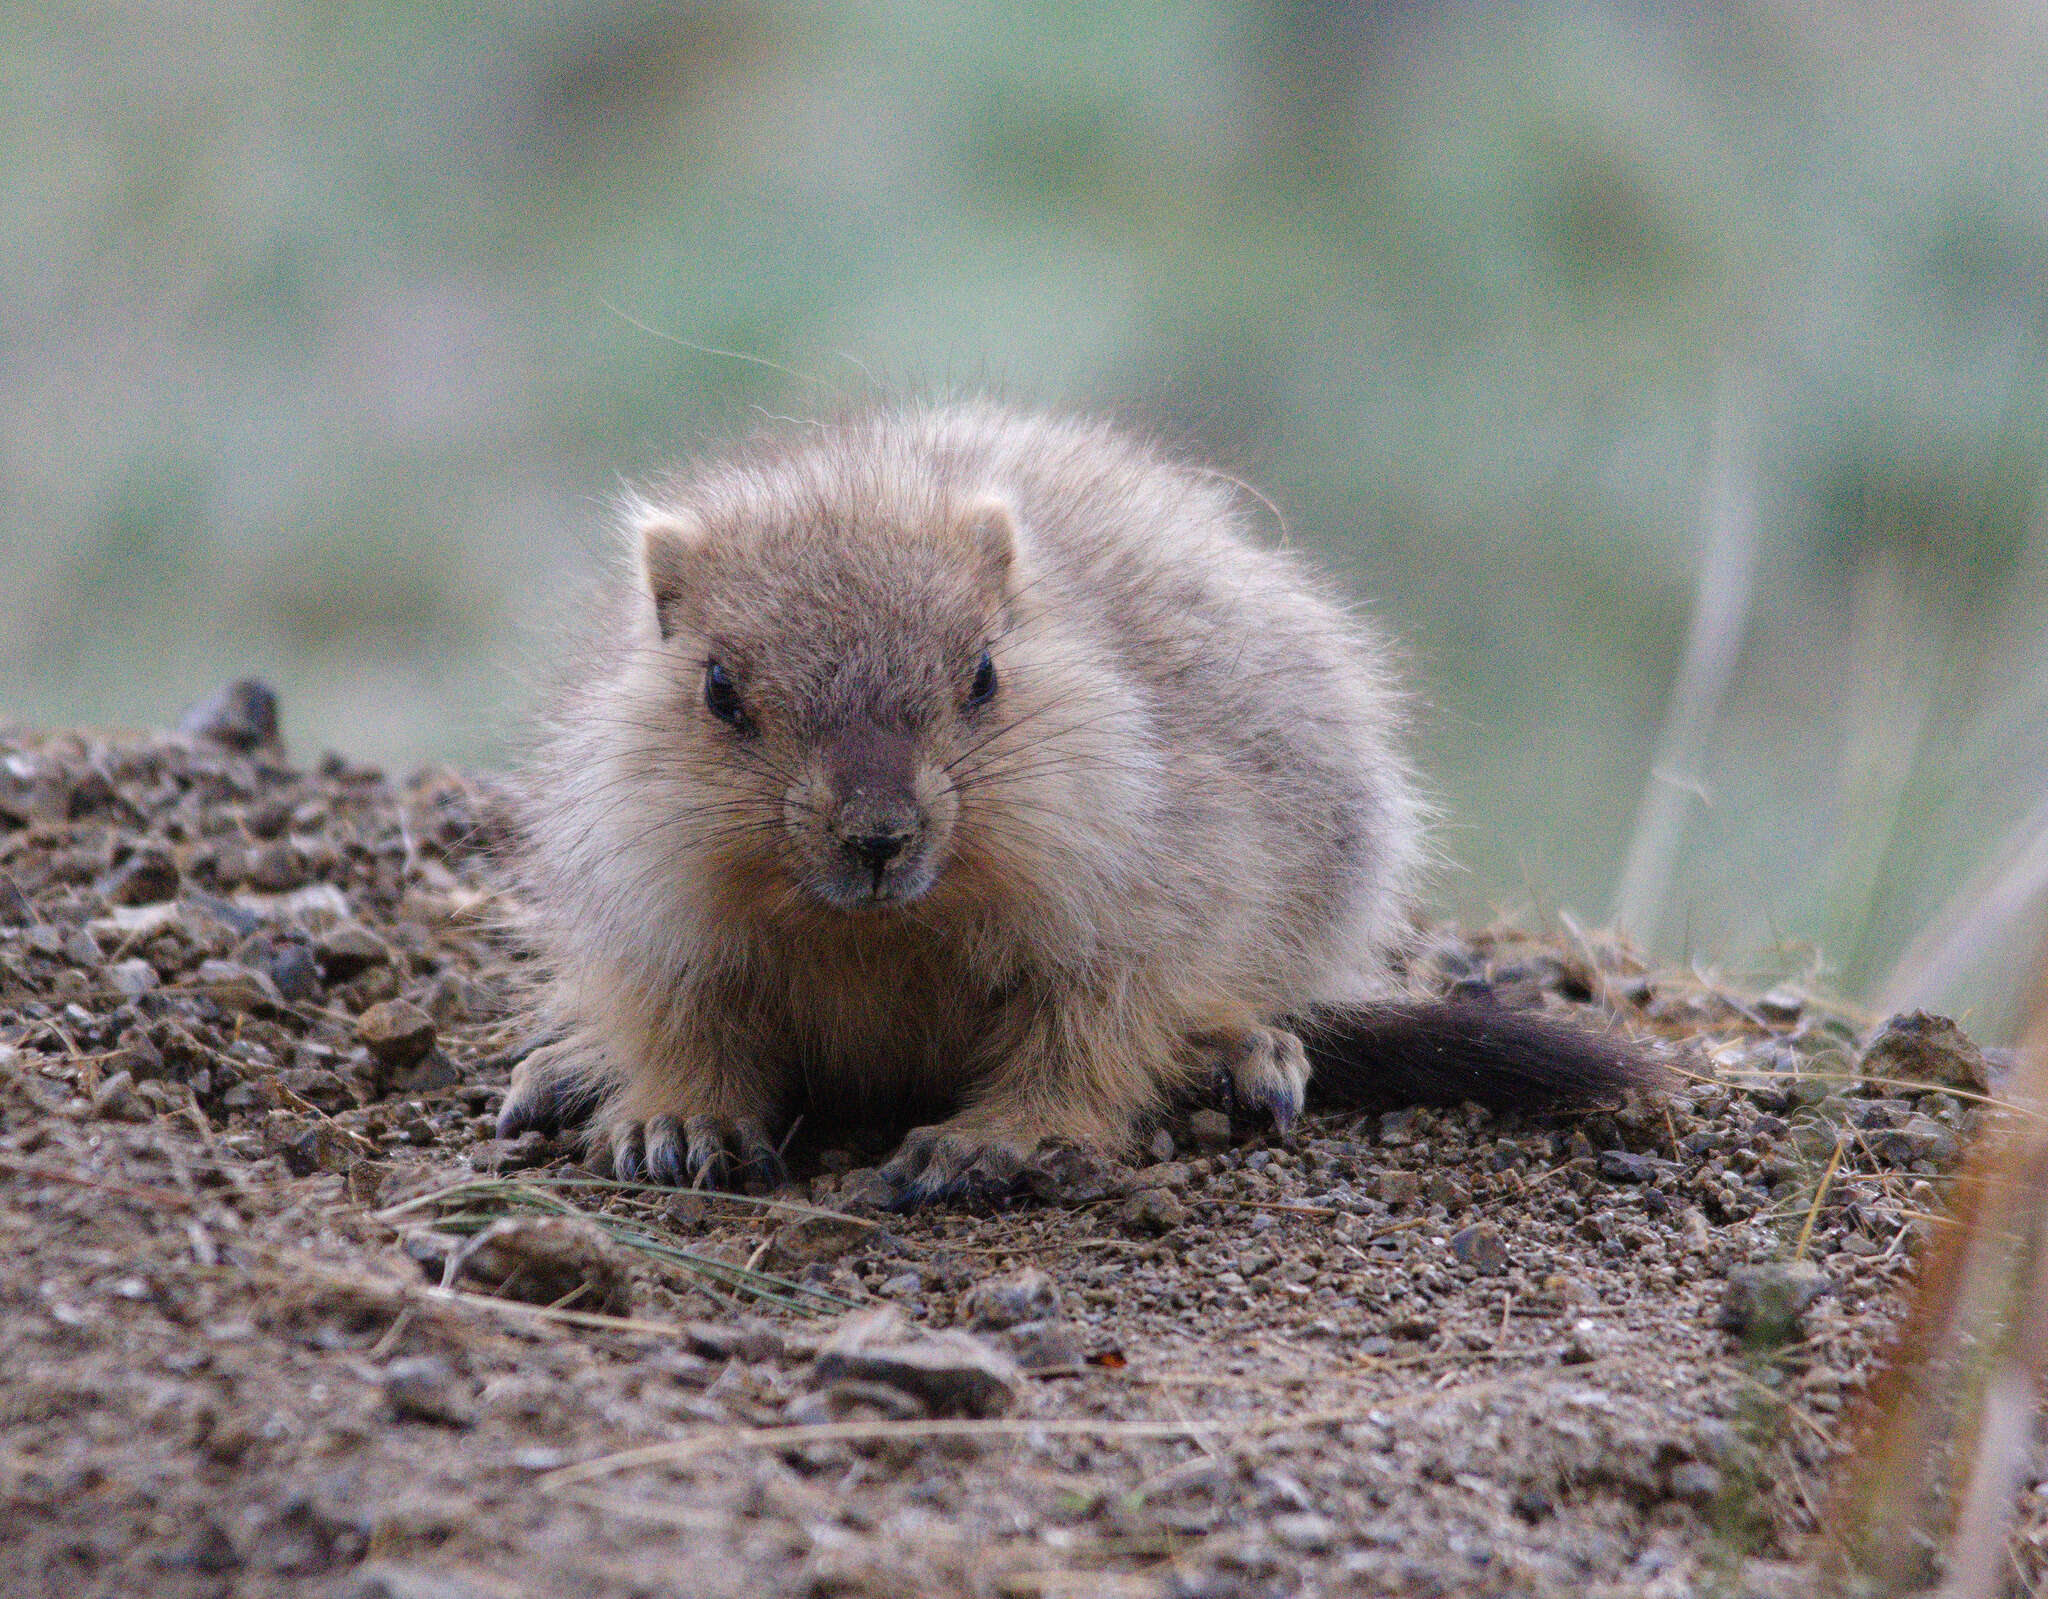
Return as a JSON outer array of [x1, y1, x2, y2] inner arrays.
[[7, 1, 2048, 1031]]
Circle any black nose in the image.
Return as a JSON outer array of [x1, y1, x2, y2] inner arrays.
[[846, 828, 911, 870]]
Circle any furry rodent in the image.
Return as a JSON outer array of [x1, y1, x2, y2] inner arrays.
[[498, 401, 1652, 1202]]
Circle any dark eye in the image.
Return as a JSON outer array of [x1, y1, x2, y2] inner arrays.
[[704, 661, 747, 728], [967, 649, 998, 708]]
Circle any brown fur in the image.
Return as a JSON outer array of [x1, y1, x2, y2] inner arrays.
[[501, 402, 1478, 1200]]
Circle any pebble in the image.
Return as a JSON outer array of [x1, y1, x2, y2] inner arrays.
[[194, 958, 281, 1013], [1122, 1186, 1189, 1233], [267, 945, 322, 1003], [454, 1216, 634, 1317], [1717, 1260, 1832, 1343], [994, 1318, 1086, 1375], [107, 958, 160, 997], [356, 1000, 438, 1068], [1187, 1109, 1233, 1153], [467, 1132, 551, 1174], [246, 841, 308, 894], [316, 923, 393, 978], [178, 678, 281, 753], [1668, 1462, 1722, 1506], [684, 1321, 783, 1363], [760, 1212, 875, 1273], [1861, 1011, 1990, 1096], [1270, 1512, 1337, 1554], [810, 1305, 1022, 1418], [1597, 1150, 1670, 1183], [836, 1168, 895, 1211], [962, 1267, 1060, 1330], [383, 1356, 477, 1427], [1449, 1222, 1510, 1276], [101, 846, 181, 906]]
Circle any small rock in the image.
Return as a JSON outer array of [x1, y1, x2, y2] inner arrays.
[[1023, 1144, 1121, 1205], [1669, 1462, 1722, 1506], [1717, 1260, 1832, 1343], [962, 1267, 1060, 1330], [101, 847, 181, 906], [1187, 1109, 1233, 1153], [784, 1380, 928, 1427], [837, 1168, 895, 1211], [1861, 1011, 1990, 1097], [179, 679, 281, 753], [1146, 1126, 1176, 1164], [994, 1318, 1087, 1375], [267, 945, 322, 1003], [383, 1356, 476, 1427], [1449, 1222, 1510, 1276], [454, 1216, 634, 1317], [1270, 1513, 1337, 1554], [877, 1270, 923, 1299], [810, 1305, 1022, 1418], [1870, 1115, 1956, 1169], [317, 923, 394, 979], [1424, 1171, 1469, 1211], [760, 1213, 875, 1273], [245, 841, 308, 894], [1122, 1187, 1189, 1233], [468, 1132, 550, 1175], [63, 926, 102, 967], [344, 1561, 487, 1599], [1755, 987, 1805, 1023], [1375, 1170, 1420, 1207], [683, 1321, 784, 1363], [356, 1000, 437, 1068], [108, 957, 160, 997], [281, 1124, 358, 1178], [1598, 1150, 1669, 1183], [194, 958, 281, 1013]]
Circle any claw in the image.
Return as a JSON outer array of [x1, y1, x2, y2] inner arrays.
[[684, 1115, 732, 1190], [643, 1115, 684, 1185], [613, 1124, 647, 1183], [733, 1116, 791, 1193]]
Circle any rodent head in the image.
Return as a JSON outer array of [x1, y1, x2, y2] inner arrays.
[[632, 485, 1018, 912]]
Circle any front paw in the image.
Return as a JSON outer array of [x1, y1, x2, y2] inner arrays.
[[879, 1122, 1034, 1208], [497, 1040, 605, 1139], [602, 1109, 790, 1193]]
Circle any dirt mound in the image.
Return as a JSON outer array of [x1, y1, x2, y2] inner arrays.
[[0, 718, 1981, 1597]]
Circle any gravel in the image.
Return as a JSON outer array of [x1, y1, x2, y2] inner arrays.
[[0, 705, 2015, 1598]]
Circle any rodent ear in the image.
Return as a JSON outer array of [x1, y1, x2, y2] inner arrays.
[[960, 493, 1018, 597], [636, 507, 709, 641]]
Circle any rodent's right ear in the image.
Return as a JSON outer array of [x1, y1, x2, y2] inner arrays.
[[635, 506, 709, 641]]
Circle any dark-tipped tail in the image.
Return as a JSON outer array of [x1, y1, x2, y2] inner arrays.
[[1298, 999, 1658, 1113]]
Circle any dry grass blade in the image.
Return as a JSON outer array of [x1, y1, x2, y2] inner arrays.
[[374, 1176, 859, 1317], [1877, 786, 2048, 1017], [1612, 392, 1759, 946], [1825, 952, 2048, 1594]]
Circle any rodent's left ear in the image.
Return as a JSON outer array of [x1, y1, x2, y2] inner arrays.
[[959, 493, 1018, 598], [634, 504, 709, 641]]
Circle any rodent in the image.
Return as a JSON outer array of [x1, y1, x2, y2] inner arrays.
[[497, 401, 1654, 1203]]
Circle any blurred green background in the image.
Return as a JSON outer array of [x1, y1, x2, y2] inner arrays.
[[8, 0, 2048, 1029]]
